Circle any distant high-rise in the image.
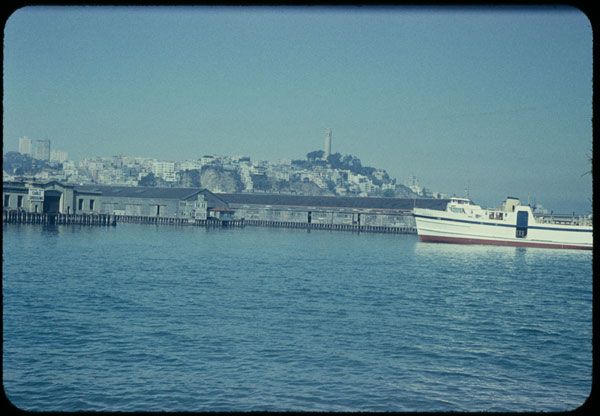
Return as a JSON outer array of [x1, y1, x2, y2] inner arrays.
[[33, 139, 51, 161], [18, 136, 32, 156], [324, 128, 332, 158]]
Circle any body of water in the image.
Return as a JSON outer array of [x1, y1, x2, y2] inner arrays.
[[2, 223, 593, 412]]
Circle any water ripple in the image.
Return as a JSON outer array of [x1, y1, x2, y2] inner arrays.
[[2, 224, 593, 412]]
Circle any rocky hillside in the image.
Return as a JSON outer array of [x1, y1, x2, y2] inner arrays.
[[199, 167, 242, 193], [177, 166, 243, 193]]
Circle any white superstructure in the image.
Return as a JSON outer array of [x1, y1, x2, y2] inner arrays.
[[413, 197, 592, 250]]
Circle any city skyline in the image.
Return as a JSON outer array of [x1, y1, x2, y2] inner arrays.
[[2, 134, 584, 214], [3, 5, 593, 212]]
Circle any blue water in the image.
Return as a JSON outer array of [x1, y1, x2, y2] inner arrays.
[[2, 223, 593, 412]]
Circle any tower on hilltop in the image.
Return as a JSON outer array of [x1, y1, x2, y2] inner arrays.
[[324, 128, 332, 158]]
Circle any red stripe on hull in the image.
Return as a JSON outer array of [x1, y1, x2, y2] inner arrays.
[[419, 234, 591, 250]]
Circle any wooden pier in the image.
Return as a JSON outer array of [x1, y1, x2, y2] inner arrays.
[[3, 210, 416, 234], [112, 215, 246, 227], [3, 210, 116, 226], [241, 219, 416, 234], [111, 216, 414, 233]]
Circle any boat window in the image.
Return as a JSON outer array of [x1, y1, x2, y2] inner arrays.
[[450, 207, 464, 213]]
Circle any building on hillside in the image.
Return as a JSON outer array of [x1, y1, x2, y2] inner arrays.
[[50, 150, 68, 163], [152, 161, 177, 182]]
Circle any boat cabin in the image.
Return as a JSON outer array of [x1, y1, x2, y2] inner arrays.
[[501, 197, 521, 213], [449, 197, 471, 205], [446, 197, 475, 214], [445, 196, 526, 222]]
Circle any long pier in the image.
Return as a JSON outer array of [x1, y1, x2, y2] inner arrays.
[[242, 219, 415, 234], [4, 210, 416, 234], [3, 210, 116, 226], [112, 215, 239, 227], [111, 215, 414, 233]]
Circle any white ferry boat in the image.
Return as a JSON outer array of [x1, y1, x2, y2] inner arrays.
[[413, 197, 592, 250]]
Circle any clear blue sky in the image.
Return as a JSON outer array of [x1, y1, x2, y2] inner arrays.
[[3, 6, 593, 213]]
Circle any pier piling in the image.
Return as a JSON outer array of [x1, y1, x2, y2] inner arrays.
[[3, 210, 117, 227], [4, 209, 414, 234]]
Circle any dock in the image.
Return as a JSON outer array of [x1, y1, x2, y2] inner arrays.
[[241, 219, 415, 234], [113, 215, 415, 233], [4, 209, 416, 234], [3, 210, 116, 226], [3, 181, 430, 234]]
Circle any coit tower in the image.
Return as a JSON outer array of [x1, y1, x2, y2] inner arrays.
[[324, 128, 332, 158]]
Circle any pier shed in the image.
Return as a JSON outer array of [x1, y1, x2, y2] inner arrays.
[[3, 180, 101, 214], [75, 185, 229, 220], [219, 193, 449, 228]]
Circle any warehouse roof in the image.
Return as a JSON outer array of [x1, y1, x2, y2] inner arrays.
[[75, 185, 228, 207], [3, 180, 100, 194], [5, 181, 448, 211], [218, 193, 449, 211]]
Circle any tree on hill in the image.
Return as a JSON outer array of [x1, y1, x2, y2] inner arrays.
[[251, 174, 272, 191], [291, 159, 309, 169], [178, 169, 202, 187], [3, 151, 47, 175], [304, 149, 388, 178], [306, 150, 325, 162], [344, 155, 362, 172], [326, 152, 342, 168], [138, 172, 157, 186]]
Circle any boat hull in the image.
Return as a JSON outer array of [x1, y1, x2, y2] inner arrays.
[[418, 233, 591, 250], [414, 209, 592, 250]]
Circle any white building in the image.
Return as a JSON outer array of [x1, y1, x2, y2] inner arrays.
[[312, 175, 327, 189], [251, 165, 266, 175], [152, 161, 177, 182], [50, 150, 68, 163], [201, 155, 216, 165], [82, 159, 104, 171], [347, 171, 366, 185], [178, 160, 202, 171], [62, 160, 77, 176], [239, 165, 253, 191]]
